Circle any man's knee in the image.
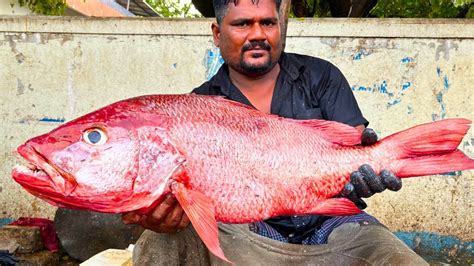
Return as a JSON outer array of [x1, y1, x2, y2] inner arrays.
[[329, 222, 428, 265], [133, 227, 210, 266]]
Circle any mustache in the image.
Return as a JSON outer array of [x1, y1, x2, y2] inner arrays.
[[241, 41, 271, 52]]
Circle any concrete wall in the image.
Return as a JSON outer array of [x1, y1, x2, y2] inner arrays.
[[0, 1, 32, 15], [0, 16, 472, 259]]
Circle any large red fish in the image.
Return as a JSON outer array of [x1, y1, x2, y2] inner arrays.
[[12, 94, 474, 262]]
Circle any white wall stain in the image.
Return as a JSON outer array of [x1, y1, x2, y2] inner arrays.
[[435, 40, 459, 61], [66, 62, 76, 117], [16, 78, 24, 95]]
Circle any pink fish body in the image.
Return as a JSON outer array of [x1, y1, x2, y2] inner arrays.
[[12, 94, 474, 262]]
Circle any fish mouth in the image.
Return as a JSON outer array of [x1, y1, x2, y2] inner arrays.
[[12, 144, 78, 196]]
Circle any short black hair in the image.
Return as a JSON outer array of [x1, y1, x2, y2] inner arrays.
[[213, 0, 282, 25]]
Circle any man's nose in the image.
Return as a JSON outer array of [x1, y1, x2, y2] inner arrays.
[[248, 23, 266, 41]]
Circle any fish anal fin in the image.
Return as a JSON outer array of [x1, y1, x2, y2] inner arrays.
[[289, 119, 362, 146], [305, 198, 362, 216], [171, 182, 231, 263]]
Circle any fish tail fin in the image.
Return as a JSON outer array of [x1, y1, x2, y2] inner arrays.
[[380, 118, 474, 177], [395, 150, 473, 177]]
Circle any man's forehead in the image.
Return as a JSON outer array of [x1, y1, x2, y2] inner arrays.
[[227, 0, 276, 9], [226, 0, 261, 6], [225, 0, 277, 15]]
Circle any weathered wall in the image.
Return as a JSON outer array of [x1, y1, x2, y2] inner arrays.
[[0, 1, 32, 15], [0, 16, 472, 253]]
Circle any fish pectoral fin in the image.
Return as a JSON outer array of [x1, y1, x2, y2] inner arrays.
[[171, 182, 231, 263], [306, 198, 362, 216]]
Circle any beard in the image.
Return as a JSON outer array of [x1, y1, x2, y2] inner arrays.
[[240, 56, 273, 74], [239, 41, 274, 74]]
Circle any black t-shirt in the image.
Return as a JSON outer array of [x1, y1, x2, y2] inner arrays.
[[192, 52, 368, 243]]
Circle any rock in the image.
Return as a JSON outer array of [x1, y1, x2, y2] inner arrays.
[[54, 208, 144, 262], [133, 228, 210, 265], [0, 238, 19, 253], [0, 225, 43, 254], [17, 250, 60, 266]]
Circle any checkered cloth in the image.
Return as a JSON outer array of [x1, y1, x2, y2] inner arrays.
[[249, 212, 378, 245]]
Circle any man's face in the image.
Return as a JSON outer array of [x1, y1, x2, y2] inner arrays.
[[212, 0, 282, 76]]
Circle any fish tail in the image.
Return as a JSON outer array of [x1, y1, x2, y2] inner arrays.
[[380, 118, 474, 177]]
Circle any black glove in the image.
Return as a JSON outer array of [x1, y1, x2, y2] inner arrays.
[[340, 128, 402, 209]]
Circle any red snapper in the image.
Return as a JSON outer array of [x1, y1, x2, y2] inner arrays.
[[12, 94, 474, 262]]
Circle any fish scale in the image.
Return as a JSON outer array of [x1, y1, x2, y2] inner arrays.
[[12, 94, 474, 263]]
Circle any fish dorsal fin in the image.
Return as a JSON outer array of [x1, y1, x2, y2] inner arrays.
[[211, 95, 256, 110], [289, 119, 362, 146], [171, 182, 231, 263], [203, 94, 361, 146], [207, 95, 283, 119], [208, 95, 362, 146]]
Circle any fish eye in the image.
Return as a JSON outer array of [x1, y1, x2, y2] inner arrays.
[[83, 128, 107, 145]]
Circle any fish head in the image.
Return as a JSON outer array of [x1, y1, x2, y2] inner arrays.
[[12, 98, 184, 213]]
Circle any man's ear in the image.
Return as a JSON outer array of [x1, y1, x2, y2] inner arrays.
[[211, 22, 220, 47]]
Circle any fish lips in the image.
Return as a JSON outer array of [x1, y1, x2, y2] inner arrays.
[[13, 144, 78, 196]]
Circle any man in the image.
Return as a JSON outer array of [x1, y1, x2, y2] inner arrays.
[[122, 0, 427, 264]]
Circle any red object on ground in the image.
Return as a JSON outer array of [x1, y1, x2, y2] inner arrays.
[[10, 217, 59, 252]]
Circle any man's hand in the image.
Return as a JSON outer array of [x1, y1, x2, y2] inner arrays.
[[121, 194, 190, 233], [340, 128, 402, 209], [359, 128, 378, 146]]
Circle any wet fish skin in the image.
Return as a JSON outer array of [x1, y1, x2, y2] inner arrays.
[[12, 94, 474, 262]]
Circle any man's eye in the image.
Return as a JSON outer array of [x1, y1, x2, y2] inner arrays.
[[262, 21, 276, 27], [237, 22, 249, 27]]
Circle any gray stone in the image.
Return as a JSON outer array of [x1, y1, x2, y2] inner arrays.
[[54, 208, 144, 262], [133, 227, 210, 266], [0, 225, 43, 254]]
